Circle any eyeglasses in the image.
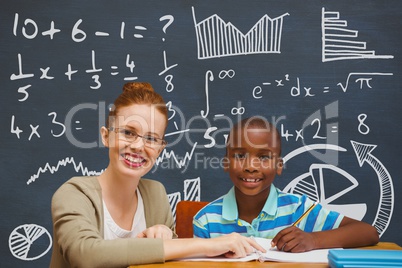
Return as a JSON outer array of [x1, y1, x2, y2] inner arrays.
[[109, 127, 167, 148]]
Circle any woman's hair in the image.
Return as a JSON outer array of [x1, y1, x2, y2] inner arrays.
[[107, 82, 168, 129]]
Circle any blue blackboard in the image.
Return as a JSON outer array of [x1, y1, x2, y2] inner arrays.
[[1, 0, 401, 266]]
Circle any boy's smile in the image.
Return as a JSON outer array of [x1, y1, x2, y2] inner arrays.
[[225, 125, 283, 198], [241, 177, 263, 183]]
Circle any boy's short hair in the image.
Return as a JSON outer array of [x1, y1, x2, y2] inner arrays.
[[227, 116, 282, 155]]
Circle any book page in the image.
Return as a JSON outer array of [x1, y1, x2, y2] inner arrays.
[[175, 254, 258, 262], [254, 237, 329, 263], [175, 237, 330, 263]]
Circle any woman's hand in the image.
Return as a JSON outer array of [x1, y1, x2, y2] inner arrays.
[[163, 233, 266, 260], [204, 233, 266, 258], [137, 224, 173, 239]]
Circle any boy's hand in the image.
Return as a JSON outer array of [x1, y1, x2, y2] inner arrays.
[[271, 226, 317, 252], [137, 224, 173, 239]]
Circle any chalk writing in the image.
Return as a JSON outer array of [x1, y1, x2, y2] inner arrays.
[[13, 13, 150, 41], [160, 15, 174, 42], [351, 141, 394, 236], [3, 3, 400, 265], [357, 114, 370, 135], [337, 72, 393, 92], [254, 72, 393, 97], [168, 192, 181, 220], [158, 50, 178, 92], [218, 69, 235, 79], [27, 157, 103, 185], [154, 142, 198, 170], [322, 8, 394, 62], [200, 70, 214, 118], [192, 7, 289, 59], [9, 224, 52, 261], [10, 115, 23, 139], [184, 177, 201, 201], [283, 164, 367, 221], [168, 177, 201, 222]]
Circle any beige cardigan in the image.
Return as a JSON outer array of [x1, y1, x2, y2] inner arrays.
[[50, 176, 176, 268]]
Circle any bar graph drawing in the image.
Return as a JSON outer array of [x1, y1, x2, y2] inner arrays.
[[192, 7, 289, 59], [184, 177, 201, 201], [168, 192, 181, 220], [168, 177, 201, 222], [322, 8, 394, 62]]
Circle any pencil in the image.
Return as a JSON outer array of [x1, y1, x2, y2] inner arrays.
[[292, 201, 318, 227]]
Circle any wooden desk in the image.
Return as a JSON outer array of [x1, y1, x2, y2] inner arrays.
[[129, 242, 402, 268]]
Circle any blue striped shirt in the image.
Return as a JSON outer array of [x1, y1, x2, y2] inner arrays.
[[193, 185, 343, 238]]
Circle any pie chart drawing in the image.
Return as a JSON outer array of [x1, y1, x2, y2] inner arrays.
[[9, 224, 52, 261], [282, 164, 367, 220], [281, 141, 394, 237]]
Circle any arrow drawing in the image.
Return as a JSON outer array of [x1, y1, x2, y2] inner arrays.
[[282, 143, 347, 164], [351, 140, 394, 236]]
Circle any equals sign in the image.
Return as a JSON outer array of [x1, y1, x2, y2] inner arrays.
[[134, 26, 147, 38], [75, 121, 82, 130], [111, 66, 119, 76]]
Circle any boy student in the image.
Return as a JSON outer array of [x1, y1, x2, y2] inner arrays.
[[193, 116, 379, 253]]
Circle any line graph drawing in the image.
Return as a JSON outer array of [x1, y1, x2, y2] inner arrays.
[[27, 157, 103, 185], [154, 142, 198, 169], [321, 8, 394, 62], [28, 144, 199, 184], [192, 6, 289, 59]]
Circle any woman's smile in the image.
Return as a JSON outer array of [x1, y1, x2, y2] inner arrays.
[[122, 152, 147, 168]]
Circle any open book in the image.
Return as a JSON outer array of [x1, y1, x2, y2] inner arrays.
[[177, 237, 330, 263]]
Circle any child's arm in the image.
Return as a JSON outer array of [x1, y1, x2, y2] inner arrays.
[[271, 216, 379, 252]]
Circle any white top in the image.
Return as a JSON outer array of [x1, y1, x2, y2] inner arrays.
[[103, 189, 147, 239]]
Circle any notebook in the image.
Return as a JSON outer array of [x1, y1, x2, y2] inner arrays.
[[176, 237, 330, 263], [328, 249, 402, 268]]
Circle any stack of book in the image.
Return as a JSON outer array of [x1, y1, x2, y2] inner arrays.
[[328, 249, 402, 267]]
